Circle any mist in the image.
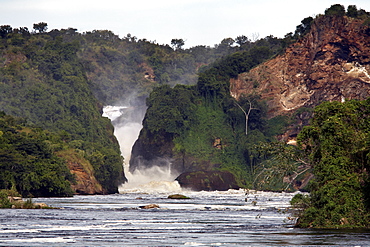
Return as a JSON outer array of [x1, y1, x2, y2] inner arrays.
[[102, 99, 182, 193]]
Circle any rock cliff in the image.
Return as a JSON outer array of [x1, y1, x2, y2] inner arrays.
[[129, 13, 370, 191], [230, 15, 370, 139], [57, 150, 104, 195]]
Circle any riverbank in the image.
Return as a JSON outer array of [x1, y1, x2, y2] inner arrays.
[[0, 190, 54, 209]]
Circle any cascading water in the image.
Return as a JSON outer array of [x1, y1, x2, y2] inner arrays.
[[102, 105, 182, 193]]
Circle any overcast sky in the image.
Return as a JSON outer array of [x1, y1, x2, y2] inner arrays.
[[1, 0, 370, 48]]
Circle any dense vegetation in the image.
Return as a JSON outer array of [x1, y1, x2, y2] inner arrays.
[[1, 2, 369, 207], [140, 35, 293, 188], [138, 5, 370, 226], [0, 112, 74, 197], [0, 26, 129, 195], [0, 18, 294, 196], [292, 99, 370, 228]]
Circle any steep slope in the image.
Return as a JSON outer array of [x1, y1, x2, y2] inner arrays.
[[230, 15, 370, 140], [129, 39, 288, 190], [0, 25, 244, 195], [129, 7, 370, 191], [0, 32, 124, 195]]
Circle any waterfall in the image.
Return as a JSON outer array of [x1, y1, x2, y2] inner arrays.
[[102, 105, 182, 193]]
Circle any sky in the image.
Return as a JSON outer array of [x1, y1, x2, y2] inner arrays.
[[1, 0, 370, 48]]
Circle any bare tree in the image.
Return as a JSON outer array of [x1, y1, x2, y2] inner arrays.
[[251, 32, 260, 42], [234, 99, 256, 136]]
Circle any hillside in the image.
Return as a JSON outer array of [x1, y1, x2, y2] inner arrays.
[[1, 4, 370, 217], [231, 12, 370, 142], [0, 21, 254, 196], [129, 4, 370, 228], [130, 5, 370, 193], [0, 32, 125, 195], [130, 32, 291, 190]]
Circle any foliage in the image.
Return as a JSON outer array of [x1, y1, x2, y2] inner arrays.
[[144, 84, 197, 136], [33, 22, 48, 33], [0, 29, 124, 194], [325, 4, 346, 16], [136, 5, 370, 193], [2, 5, 368, 197], [296, 99, 370, 228], [0, 113, 74, 197], [171, 39, 185, 50], [294, 17, 314, 38], [197, 42, 278, 105], [141, 36, 290, 187], [0, 190, 14, 208], [250, 141, 311, 191], [141, 76, 294, 187], [347, 5, 359, 18]]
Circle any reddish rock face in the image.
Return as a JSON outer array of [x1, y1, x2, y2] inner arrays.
[[67, 160, 104, 195], [230, 16, 370, 120]]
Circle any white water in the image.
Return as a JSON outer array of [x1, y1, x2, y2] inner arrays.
[[3, 190, 369, 246], [0, 191, 297, 246], [103, 105, 181, 193]]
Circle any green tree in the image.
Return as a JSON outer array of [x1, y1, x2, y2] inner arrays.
[[171, 38, 185, 50], [325, 4, 345, 16], [33, 22, 48, 33], [251, 141, 311, 191], [0, 25, 12, 38], [0, 113, 74, 197], [220, 38, 235, 47], [295, 17, 314, 37], [295, 100, 370, 228], [347, 5, 358, 18], [235, 35, 250, 46]]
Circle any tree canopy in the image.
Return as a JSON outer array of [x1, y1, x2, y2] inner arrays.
[[0, 112, 74, 197], [294, 99, 370, 228]]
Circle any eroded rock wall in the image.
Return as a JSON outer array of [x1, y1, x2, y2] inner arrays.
[[231, 16, 370, 120]]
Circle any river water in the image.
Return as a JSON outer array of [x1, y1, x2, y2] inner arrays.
[[2, 106, 367, 246], [1, 189, 369, 246]]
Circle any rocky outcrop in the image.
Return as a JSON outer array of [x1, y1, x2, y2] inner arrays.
[[67, 161, 104, 195], [129, 15, 370, 191], [176, 171, 239, 191], [230, 15, 370, 123], [139, 204, 160, 209], [129, 130, 218, 179], [168, 194, 191, 199], [129, 130, 176, 173], [57, 150, 104, 195]]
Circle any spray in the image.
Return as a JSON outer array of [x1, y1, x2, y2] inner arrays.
[[102, 104, 182, 193]]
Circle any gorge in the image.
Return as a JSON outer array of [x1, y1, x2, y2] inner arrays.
[[1, 4, 370, 228], [127, 11, 370, 193], [102, 105, 182, 193]]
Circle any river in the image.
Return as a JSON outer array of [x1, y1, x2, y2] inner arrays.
[[2, 106, 368, 246], [1, 189, 369, 246]]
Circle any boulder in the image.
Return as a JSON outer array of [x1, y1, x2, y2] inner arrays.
[[139, 204, 160, 209], [33, 203, 49, 208], [176, 171, 239, 191], [168, 194, 190, 199]]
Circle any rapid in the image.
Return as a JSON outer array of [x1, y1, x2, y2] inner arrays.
[[0, 105, 369, 246], [1, 190, 369, 246]]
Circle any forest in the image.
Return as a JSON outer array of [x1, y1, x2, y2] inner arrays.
[[0, 112, 74, 197], [0, 14, 295, 196], [293, 99, 370, 228], [134, 4, 370, 228], [0, 3, 370, 228]]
